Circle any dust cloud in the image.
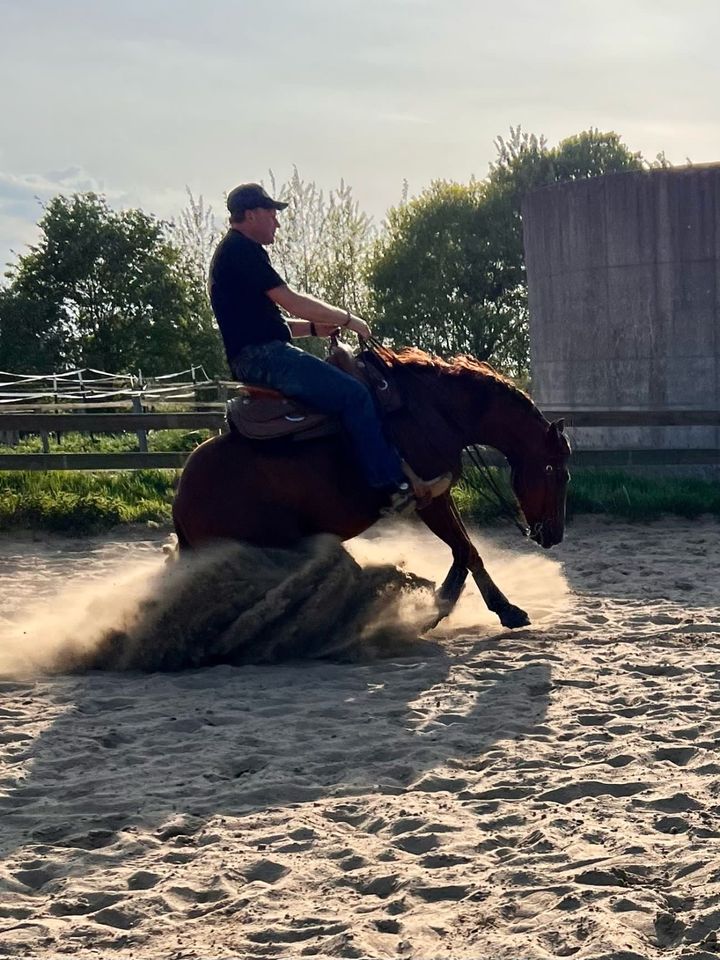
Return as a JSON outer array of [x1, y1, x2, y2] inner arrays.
[[350, 521, 570, 633], [0, 524, 570, 677], [0, 536, 440, 676]]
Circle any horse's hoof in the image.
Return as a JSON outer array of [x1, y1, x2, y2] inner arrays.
[[424, 599, 451, 631], [499, 605, 531, 629]]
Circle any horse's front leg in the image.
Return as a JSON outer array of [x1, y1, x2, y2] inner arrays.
[[418, 494, 530, 629], [471, 565, 530, 629]]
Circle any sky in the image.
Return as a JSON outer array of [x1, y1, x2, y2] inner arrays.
[[1, 0, 719, 271]]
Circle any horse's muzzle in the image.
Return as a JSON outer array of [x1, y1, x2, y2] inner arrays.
[[530, 521, 564, 549]]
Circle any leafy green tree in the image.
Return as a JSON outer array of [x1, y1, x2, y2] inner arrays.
[[368, 128, 646, 377], [484, 126, 645, 288], [0, 193, 225, 376], [367, 180, 528, 372]]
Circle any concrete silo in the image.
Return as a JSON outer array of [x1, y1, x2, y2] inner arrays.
[[521, 165, 720, 459]]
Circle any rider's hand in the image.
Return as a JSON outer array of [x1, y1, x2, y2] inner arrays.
[[348, 316, 371, 340]]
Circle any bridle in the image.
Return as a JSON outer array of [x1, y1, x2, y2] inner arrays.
[[511, 452, 569, 541]]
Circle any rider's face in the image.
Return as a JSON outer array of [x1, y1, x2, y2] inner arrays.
[[248, 207, 279, 245]]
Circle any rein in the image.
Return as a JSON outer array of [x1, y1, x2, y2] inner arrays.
[[463, 445, 530, 537], [361, 336, 529, 537]]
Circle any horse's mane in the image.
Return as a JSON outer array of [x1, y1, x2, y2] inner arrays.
[[376, 345, 537, 412]]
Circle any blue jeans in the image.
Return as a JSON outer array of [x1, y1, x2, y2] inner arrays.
[[231, 341, 405, 489]]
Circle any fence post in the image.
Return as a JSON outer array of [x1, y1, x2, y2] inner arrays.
[[79, 369, 94, 441], [132, 394, 148, 452]]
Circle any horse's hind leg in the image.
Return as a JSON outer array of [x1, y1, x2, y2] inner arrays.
[[437, 563, 469, 620], [416, 495, 470, 626]]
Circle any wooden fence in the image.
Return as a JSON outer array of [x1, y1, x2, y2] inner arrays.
[[0, 409, 719, 471], [0, 365, 232, 468]]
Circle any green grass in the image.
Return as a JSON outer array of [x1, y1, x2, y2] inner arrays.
[[1, 462, 719, 535], [0, 429, 215, 455], [565, 469, 720, 521], [0, 430, 211, 534], [452, 468, 518, 524], [0, 470, 177, 534], [458, 468, 720, 523]]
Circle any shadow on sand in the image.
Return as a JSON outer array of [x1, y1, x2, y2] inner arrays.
[[0, 534, 555, 954]]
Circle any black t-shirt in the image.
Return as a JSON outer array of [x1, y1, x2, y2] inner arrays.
[[208, 229, 291, 361]]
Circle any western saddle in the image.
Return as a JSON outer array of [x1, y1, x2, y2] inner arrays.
[[225, 341, 402, 442]]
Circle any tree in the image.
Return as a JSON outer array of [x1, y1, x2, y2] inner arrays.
[[367, 180, 529, 373], [172, 188, 221, 285], [269, 167, 375, 316], [367, 128, 647, 377], [484, 126, 645, 290], [0, 193, 225, 375]]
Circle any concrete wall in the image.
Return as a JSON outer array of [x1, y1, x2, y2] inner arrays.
[[522, 165, 720, 451]]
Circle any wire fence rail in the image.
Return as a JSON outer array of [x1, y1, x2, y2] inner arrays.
[[0, 365, 237, 461], [0, 366, 235, 412]]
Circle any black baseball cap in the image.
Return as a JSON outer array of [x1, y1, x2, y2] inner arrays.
[[226, 183, 288, 216]]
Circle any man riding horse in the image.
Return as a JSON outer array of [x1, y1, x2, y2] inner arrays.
[[209, 182, 449, 516], [176, 181, 571, 629]]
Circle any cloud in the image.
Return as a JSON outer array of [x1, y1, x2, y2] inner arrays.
[[1, 0, 720, 272], [0, 167, 106, 220], [0, 166, 207, 272], [0, 167, 117, 270]]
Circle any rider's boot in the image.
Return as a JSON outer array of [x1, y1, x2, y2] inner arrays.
[[401, 462, 453, 509], [382, 468, 453, 517], [382, 481, 417, 517]]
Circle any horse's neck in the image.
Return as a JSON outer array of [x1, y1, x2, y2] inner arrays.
[[440, 372, 546, 461]]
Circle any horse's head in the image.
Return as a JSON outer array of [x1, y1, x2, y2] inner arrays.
[[509, 419, 571, 549]]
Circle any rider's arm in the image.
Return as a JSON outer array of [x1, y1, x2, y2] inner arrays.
[[285, 319, 314, 338], [267, 284, 371, 339]]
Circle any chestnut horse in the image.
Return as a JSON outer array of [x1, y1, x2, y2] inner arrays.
[[172, 347, 571, 628]]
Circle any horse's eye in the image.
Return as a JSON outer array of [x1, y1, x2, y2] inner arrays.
[[545, 465, 554, 474]]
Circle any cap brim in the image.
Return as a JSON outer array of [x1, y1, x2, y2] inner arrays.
[[228, 197, 289, 214]]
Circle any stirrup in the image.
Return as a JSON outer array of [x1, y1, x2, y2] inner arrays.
[[380, 483, 417, 518]]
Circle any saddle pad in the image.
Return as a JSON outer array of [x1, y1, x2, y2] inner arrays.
[[226, 391, 336, 441]]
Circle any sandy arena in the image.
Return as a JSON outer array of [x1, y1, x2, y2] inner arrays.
[[1, 516, 719, 959]]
